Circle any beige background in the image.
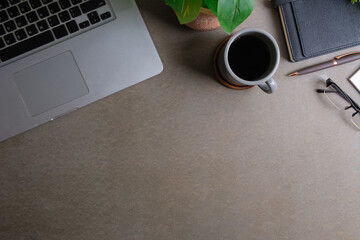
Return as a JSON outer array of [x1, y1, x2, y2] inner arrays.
[[2, 0, 360, 239]]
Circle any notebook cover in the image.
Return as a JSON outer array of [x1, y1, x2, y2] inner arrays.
[[274, 0, 360, 62]]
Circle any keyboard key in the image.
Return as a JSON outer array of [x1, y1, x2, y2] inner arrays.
[[36, 19, 48, 31], [48, 2, 60, 14], [80, 0, 105, 14], [4, 20, 16, 32], [3, 33, 15, 45], [0, 30, 54, 61], [58, 10, 70, 22], [87, 11, 100, 24], [18, 2, 31, 13], [37, 6, 49, 18], [52, 24, 67, 39], [47, 15, 59, 27], [78, 20, 89, 29], [26, 11, 38, 23], [71, 0, 81, 5], [15, 16, 27, 28], [69, 6, 81, 18], [0, 0, 9, 9], [41, 0, 52, 4], [0, 37, 4, 48], [7, 6, 20, 18], [9, 0, 20, 4], [59, 0, 71, 9], [0, 10, 7, 23], [29, 0, 42, 9], [0, 24, 4, 35], [100, 11, 110, 20], [14, 28, 26, 40], [25, 23, 37, 36], [65, 19, 78, 33]]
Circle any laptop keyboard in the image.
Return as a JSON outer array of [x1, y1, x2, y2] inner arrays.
[[0, 0, 115, 65]]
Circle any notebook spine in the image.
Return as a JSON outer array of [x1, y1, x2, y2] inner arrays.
[[271, 0, 297, 8]]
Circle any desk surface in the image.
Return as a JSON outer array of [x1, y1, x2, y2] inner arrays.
[[1, 1, 360, 239]]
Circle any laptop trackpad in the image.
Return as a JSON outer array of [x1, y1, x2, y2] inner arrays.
[[13, 51, 89, 117]]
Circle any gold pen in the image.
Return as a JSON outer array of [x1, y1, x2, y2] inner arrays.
[[289, 52, 360, 76]]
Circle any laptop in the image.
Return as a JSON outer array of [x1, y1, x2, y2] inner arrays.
[[0, 0, 163, 141]]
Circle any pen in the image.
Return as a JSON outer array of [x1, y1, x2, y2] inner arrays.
[[289, 52, 360, 76]]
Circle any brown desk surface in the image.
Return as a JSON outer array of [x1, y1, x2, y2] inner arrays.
[[1, 1, 360, 239]]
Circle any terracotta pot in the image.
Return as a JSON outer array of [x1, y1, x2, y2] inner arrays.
[[185, 8, 221, 31]]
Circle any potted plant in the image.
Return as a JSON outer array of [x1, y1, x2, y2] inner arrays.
[[165, 0, 254, 34]]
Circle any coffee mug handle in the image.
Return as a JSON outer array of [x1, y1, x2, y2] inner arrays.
[[258, 78, 277, 94]]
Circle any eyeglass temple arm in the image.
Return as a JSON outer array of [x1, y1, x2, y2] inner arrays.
[[315, 89, 336, 93], [326, 78, 360, 111]]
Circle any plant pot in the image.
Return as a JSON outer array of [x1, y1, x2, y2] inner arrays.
[[185, 8, 221, 31]]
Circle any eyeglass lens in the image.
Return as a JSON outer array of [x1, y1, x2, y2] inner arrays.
[[322, 81, 360, 130]]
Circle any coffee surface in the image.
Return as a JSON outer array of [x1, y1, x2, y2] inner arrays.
[[228, 35, 271, 81]]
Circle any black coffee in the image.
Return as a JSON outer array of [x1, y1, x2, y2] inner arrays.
[[228, 35, 271, 81]]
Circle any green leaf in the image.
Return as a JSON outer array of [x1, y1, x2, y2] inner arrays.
[[217, 0, 254, 34], [204, 0, 218, 15], [175, 0, 202, 24], [165, 0, 185, 13]]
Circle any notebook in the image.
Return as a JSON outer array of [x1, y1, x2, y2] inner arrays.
[[272, 0, 360, 62], [0, 0, 163, 141]]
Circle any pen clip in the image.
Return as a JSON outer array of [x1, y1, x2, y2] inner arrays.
[[335, 52, 360, 59]]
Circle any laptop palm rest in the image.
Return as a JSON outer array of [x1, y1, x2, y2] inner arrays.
[[12, 51, 89, 117]]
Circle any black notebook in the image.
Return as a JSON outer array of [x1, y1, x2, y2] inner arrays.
[[272, 0, 360, 62]]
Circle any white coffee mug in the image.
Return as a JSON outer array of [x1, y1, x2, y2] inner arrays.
[[217, 28, 280, 94]]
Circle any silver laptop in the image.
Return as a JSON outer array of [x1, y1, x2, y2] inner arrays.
[[0, 0, 163, 141]]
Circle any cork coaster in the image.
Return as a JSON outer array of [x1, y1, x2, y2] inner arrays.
[[213, 37, 254, 90]]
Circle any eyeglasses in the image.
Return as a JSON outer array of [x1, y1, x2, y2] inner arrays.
[[316, 78, 360, 130]]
